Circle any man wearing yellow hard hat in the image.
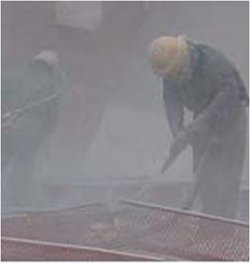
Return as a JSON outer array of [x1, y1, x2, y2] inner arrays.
[[150, 36, 248, 219]]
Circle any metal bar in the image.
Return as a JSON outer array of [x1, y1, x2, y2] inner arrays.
[[2, 92, 60, 128], [120, 199, 249, 227], [2, 236, 163, 261], [1, 202, 103, 218]]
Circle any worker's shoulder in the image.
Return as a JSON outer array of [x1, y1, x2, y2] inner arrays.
[[195, 42, 235, 70], [192, 42, 239, 81]]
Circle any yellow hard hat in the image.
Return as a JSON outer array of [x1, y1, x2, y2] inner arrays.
[[150, 36, 190, 79]]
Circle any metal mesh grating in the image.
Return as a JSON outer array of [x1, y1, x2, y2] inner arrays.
[[2, 201, 249, 261], [1, 237, 159, 261], [115, 200, 249, 261]]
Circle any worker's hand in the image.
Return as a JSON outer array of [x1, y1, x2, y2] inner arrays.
[[161, 129, 191, 174], [169, 129, 190, 158]]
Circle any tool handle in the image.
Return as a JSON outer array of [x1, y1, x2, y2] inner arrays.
[[2, 92, 59, 128], [160, 149, 181, 174]]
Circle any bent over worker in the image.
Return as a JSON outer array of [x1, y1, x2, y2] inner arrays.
[[2, 50, 62, 208], [150, 36, 248, 219]]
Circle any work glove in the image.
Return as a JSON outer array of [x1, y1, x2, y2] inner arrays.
[[161, 129, 190, 174], [161, 116, 210, 174], [170, 114, 210, 156]]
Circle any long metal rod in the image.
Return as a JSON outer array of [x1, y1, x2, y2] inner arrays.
[[120, 199, 249, 227], [2, 92, 60, 128], [2, 236, 163, 261]]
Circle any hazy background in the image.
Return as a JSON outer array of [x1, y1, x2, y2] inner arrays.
[[1, 1, 248, 220]]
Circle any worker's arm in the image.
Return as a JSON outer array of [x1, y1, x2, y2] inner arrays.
[[163, 79, 184, 138], [165, 66, 241, 172], [160, 79, 185, 173], [185, 74, 240, 144]]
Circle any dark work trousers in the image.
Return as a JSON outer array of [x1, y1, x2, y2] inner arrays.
[[192, 103, 247, 219]]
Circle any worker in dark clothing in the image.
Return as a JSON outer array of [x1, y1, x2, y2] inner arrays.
[[2, 50, 62, 208], [150, 36, 248, 219]]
